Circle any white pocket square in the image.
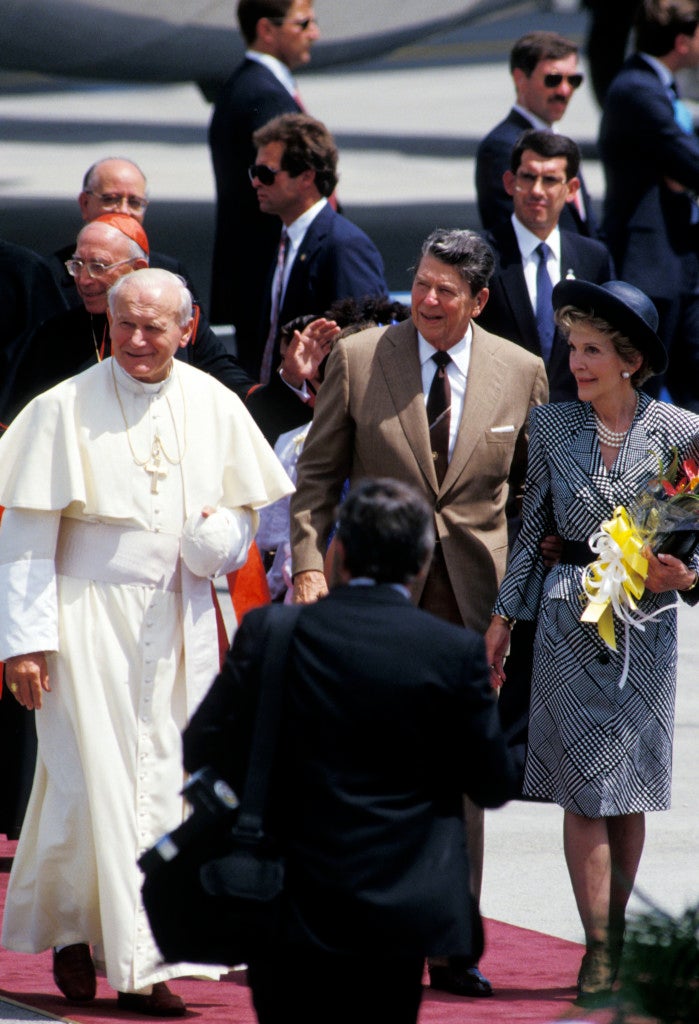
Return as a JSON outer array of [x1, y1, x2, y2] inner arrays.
[[490, 424, 515, 433]]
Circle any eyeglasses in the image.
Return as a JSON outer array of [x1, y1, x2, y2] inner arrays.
[[65, 257, 136, 279], [268, 16, 317, 29], [514, 171, 568, 191], [543, 72, 584, 89], [248, 163, 281, 186], [84, 190, 149, 213]]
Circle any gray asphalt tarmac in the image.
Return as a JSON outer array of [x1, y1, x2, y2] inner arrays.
[[0, 4, 697, 1017]]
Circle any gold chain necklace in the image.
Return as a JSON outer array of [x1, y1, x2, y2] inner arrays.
[[111, 360, 187, 493], [90, 315, 107, 362]]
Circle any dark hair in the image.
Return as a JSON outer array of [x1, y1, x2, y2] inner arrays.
[[418, 229, 495, 293], [510, 129, 581, 179], [236, 0, 292, 46], [324, 296, 410, 328], [253, 113, 338, 197], [336, 478, 435, 584], [635, 0, 699, 56], [509, 31, 578, 75]]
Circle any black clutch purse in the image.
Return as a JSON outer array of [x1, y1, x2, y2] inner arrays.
[[139, 605, 300, 966], [654, 529, 699, 562]]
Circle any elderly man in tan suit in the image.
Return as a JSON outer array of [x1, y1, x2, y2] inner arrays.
[[290, 228, 548, 998]]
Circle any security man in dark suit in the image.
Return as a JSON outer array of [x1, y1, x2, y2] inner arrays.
[[208, 0, 319, 361], [476, 31, 597, 238], [479, 130, 614, 403], [598, 0, 699, 409], [183, 478, 516, 1024], [249, 112, 387, 383]]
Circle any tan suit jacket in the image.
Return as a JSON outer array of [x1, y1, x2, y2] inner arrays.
[[291, 317, 548, 632]]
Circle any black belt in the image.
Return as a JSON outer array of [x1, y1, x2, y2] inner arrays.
[[560, 539, 593, 566]]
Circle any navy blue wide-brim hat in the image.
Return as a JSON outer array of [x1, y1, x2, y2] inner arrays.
[[552, 278, 668, 376]]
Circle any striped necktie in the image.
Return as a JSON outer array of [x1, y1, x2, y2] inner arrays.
[[259, 228, 289, 385]]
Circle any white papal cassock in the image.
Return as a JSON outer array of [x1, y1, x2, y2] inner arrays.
[[0, 357, 293, 993]]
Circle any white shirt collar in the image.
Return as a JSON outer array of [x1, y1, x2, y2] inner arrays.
[[285, 196, 327, 246], [512, 104, 550, 131], [348, 578, 411, 599], [245, 50, 296, 97], [638, 52, 674, 89], [511, 214, 561, 263], [417, 328, 472, 376]]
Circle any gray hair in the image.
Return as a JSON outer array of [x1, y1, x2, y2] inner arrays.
[[82, 156, 147, 193], [418, 229, 495, 293], [108, 268, 193, 327]]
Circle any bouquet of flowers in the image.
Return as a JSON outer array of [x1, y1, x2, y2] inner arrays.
[[580, 452, 699, 674], [626, 451, 699, 560]]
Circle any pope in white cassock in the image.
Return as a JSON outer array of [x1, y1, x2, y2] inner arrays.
[[0, 269, 293, 1015]]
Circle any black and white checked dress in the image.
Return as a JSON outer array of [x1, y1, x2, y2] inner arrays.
[[494, 393, 699, 817]]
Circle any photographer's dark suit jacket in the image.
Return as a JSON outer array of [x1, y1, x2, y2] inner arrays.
[[183, 585, 516, 956], [479, 221, 614, 402]]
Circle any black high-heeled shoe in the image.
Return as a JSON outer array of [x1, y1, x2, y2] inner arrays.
[[575, 941, 613, 1007]]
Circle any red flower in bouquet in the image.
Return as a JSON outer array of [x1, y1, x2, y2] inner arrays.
[[660, 456, 699, 497], [630, 450, 699, 559]]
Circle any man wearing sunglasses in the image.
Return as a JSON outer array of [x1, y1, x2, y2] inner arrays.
[[48, 157, 195, 311], [476, 31, 597, 239], [479, 130, 614, 404], [208, 0, 320, 373], [249, 112, 387, 383]]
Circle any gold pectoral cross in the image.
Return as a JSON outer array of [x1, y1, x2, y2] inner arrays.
[[144, 438, 167, 494]]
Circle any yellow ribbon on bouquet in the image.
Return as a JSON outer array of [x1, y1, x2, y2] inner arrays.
[[580, 506, 649, 651]]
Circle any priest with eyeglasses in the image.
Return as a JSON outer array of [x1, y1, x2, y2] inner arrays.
[[0, 268, 293, 1015]]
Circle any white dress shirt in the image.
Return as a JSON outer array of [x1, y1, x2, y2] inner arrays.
[[511, 215, 565, 313], [418, 328, 472, 459]]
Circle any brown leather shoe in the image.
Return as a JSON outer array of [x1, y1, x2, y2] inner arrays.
[[117, 982, 187, 1017], [52, 944, 97, 1002]]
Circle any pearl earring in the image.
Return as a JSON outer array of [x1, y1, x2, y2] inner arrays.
[[621, 371, 631, 379]]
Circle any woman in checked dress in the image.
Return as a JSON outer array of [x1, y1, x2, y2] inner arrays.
[[485, 279, 699, 1004]]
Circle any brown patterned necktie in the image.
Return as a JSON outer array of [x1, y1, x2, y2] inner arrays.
[[426, 350, 452, 484]]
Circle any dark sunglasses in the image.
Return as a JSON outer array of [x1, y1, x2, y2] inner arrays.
[[543, 72, 584, 89], [269, 16, 316, 29], [248, 163, 280, 186]]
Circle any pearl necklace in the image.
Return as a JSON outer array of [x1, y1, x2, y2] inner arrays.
[[111, 360, 187, 492], [594, 393, 639, 448]]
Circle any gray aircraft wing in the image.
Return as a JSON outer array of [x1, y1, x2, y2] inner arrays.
[[0, 0, 513, 87]]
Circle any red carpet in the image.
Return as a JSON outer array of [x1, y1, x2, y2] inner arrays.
[[0, 839, 653, 1024]]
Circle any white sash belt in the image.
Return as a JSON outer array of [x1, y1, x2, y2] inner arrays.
[[56, 518, 182, 592]]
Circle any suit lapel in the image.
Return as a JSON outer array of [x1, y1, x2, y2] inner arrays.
[[551, 396, 659, 512], [280, 205, 331, 319], [496, 226, 539, 353], [442, 324, 506, 493], [377, 322, 440, 494]]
